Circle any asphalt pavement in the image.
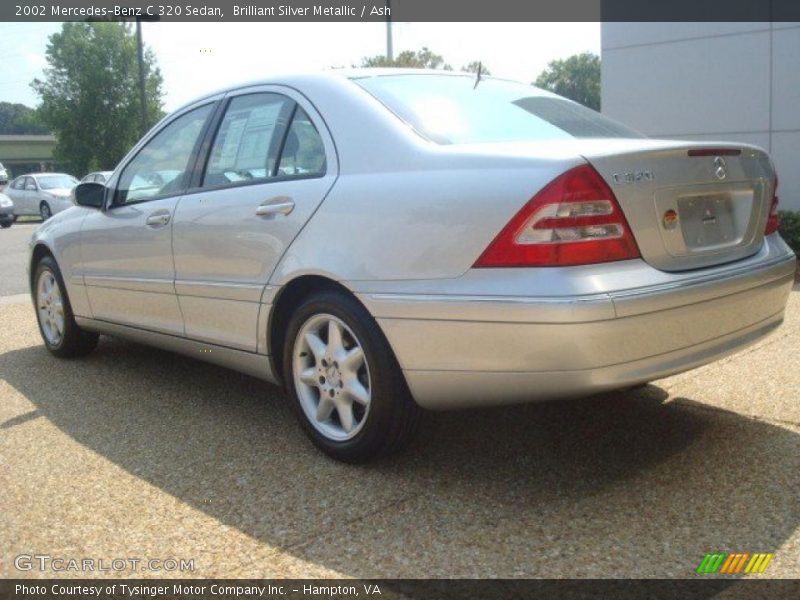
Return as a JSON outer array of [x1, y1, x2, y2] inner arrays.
[[0, 222, 37, 298]]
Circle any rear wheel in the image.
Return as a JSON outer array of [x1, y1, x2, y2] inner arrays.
[[283, 290, 421, 463], [34, 256, 98, 357], [0, 221, 10, 229], [40, 202, 52, 220]]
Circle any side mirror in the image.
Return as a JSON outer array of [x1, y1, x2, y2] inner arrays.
[[73, 182, 105, 209]]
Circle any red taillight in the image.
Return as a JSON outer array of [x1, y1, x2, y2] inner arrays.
[[765, 175, 780, 235], [474, 164, 640, 268]]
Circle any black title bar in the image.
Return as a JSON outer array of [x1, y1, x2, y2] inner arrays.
[[2, 579, 800, 600], [3, 0, 800, 22]]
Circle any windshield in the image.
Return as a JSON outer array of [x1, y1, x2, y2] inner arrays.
[[353, 74, 643, 144], [37, 175, 78, 190]]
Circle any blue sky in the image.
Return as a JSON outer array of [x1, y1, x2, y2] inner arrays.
[[0, 22, 600, 112]]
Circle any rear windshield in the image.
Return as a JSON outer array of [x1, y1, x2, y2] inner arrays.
[[353, 74, 643, 144]]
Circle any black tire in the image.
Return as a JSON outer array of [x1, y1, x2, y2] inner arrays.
[[40, 202, 52, 220], [282, 289, 422, 463], [33, 255, 99, 358], [0, 221, 10, 229]]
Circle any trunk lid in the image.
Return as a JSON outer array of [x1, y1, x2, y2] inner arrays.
[[581, 139, 775, 272]]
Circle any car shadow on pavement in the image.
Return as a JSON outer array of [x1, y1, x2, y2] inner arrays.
[[1, 336, 798, 578]]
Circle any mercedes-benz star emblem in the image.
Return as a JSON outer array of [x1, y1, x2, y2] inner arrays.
[[713, 156, 728, 180]]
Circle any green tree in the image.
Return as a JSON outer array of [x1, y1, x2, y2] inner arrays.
[[461, 61, 491, 76], [359, 46, 453, 70], [0, 102, 49, 134], [32, 22, 163, 175], [534, 52, 601, 110]]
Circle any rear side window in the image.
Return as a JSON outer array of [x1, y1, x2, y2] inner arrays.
[[277, 108, 326, 177], [203, 93, 293, 187], [353, 74, 643, 144]]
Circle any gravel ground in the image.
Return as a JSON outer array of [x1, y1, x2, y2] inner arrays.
[[1, 294, 798, 579]]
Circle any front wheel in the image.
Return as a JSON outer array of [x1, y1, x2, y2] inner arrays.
[[33, 256, 98, 357], [283, 290, 422, 463], [40, 202, 52, 220], [0, 221, 10, 229]]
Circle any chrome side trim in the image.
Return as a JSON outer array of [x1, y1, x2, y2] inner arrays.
[[362, 292, 614, 323], [75, 317, 277, 383], [83, 275, 269, 302], [174, 280, 265, 302], [83, 275, 175, 295]]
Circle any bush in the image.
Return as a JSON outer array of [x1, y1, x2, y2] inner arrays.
[[778, 210, 800, 255]]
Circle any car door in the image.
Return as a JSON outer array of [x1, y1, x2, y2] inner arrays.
[[79, 101, 216, 334], [6, 178, 26, 214], [23, 176, 39, 214], [171, 87, 337, 352]]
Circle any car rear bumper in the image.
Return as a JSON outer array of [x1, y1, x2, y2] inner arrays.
[[357, 235, 796, 410]]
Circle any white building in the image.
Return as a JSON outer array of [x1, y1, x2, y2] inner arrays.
[[602, 23, 800, 210]]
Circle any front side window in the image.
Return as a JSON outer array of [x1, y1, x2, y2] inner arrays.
[[353, 74, 643, 144], [277, 108, 326, 177], [203, 93, 293, 187], [24, 177, 37, 190], [117, 103, 212, 204]]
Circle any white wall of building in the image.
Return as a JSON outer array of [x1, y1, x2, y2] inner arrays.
[[602, 23, 800, 210]]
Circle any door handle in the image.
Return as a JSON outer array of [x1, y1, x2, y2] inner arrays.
[[145, 212, 171, 227], [256, 196, 294, 218]]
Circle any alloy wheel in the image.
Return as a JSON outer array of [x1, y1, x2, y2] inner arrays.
[[292, 313, 372, 441], [37, 269, 64, 346]]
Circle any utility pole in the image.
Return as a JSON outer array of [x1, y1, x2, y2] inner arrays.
[[386, 0, 393, 61], [135, 18, 147, 136]]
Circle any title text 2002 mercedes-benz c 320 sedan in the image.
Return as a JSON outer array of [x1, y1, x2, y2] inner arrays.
[[29, 71, 795, 462]]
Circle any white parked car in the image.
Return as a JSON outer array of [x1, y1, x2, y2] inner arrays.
[[80, 171, 114, 185], [6, 173, 78, 220], [28, 71, 795, 462]]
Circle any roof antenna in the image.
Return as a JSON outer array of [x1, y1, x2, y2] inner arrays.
[[473, 62, 483, 89]]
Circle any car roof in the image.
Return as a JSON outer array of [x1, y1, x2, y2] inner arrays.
[[174, 68, 490, 111], [33, 172, 74, 178]]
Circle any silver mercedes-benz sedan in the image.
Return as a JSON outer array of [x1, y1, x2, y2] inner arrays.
[[28, 70, 795, 462]]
